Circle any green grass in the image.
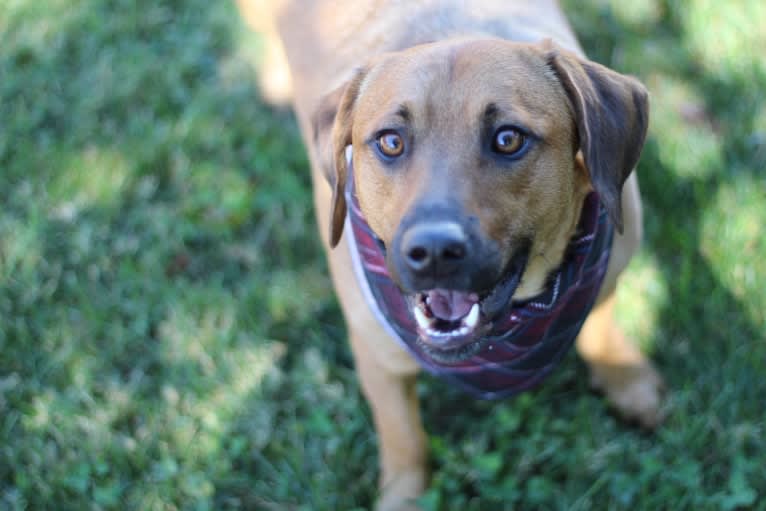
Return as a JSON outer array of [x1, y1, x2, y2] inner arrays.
[[0, 1, 764, 510]]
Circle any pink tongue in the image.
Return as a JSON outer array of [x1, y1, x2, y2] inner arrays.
[[427, 289, 478, 321]]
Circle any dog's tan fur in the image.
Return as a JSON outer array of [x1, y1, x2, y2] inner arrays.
[[239, 1, 664, 508]]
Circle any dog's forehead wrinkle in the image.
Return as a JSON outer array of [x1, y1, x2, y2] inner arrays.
[[396, 103, 412, 121], [361, 44, 567, 130]]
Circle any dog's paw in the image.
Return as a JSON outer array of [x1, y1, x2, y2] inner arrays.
[[589, 361, 666, 429], [376, 469, 427, 511]]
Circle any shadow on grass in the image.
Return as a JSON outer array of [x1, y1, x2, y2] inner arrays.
[[1, 1, 371, 509]]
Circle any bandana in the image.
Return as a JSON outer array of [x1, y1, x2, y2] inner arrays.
[[344, 169, 613, 400]]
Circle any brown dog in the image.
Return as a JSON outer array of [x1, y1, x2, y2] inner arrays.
[[239, 1, 664, 509]]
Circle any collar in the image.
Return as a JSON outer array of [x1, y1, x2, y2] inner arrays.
[[344, 169, 613, 400]]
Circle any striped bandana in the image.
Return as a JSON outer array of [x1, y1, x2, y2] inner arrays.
[[344, 170, 614, 400]]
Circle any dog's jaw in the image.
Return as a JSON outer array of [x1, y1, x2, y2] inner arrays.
[[412, 291, 481, 345], [405, 249, 528, 358]]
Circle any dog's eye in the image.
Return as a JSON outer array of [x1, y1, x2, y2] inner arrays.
[[493, 128, 526, 156], [376, 132, 405, 158]]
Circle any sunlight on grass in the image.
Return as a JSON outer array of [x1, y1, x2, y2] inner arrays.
[[180, 163, 254, 228], [218, 20, 264, 90], [701, 177, 766, 327], [27, 390, 55, 429], [157, 294, 288, 395], [605, 0, 661, 26], [682, 0, 766, 78], [191, 340, 287, 424], [267, 267, 334, 322], [0, 0, 86, 47], [160, 340, 286, 451], [155, 299, 289, 494], [159, 300, 239, 374], [647, 74, 723, 179], [0, 212, 44, 279], [615, 252, 669, 352], [49, 147, 132, 216]]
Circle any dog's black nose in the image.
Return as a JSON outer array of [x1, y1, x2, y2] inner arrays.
[[400, 222, 468, 277]]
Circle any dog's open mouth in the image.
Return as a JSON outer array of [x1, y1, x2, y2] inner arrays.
[[413, 289, 481, 340], [409, 251, 528, 358]]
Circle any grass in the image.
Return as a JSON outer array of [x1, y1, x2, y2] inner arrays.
[[0, 0, 764, 509]]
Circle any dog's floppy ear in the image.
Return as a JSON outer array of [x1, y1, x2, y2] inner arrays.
[[545, 44, 649, 232], [311, 68, 369, 248]]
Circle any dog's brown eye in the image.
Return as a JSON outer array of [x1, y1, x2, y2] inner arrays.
[[377, 132, 404, 158], [493, 128, 526, 155]]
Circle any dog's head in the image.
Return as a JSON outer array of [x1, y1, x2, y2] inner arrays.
[[313, 39, 648, 353]]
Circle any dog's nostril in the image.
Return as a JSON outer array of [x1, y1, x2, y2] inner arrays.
[[400, 221, 469, 276], [442, 243, 466, 261], [408, 246, 430, 263]]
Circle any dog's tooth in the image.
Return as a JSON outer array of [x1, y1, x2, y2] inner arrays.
[[413, 306, 433, 330], [427, 327, 444, 337], [345, 145, 353, 166], [427, 327, 457, 339], [463, 303, 480, 329]]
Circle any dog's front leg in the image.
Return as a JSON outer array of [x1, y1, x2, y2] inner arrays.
[[576, 291, 665, 428], [348, 331, 428, 511]]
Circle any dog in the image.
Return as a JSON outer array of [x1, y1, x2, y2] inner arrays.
[[238, 1, 665, 509]]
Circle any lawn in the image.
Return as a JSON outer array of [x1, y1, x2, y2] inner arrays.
[[0, 0, 764, 510]]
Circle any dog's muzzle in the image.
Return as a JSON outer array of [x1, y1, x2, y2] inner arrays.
[[389, 213, 527, 354]]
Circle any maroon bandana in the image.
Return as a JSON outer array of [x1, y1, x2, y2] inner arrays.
[[345, 172, 614, 400]]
